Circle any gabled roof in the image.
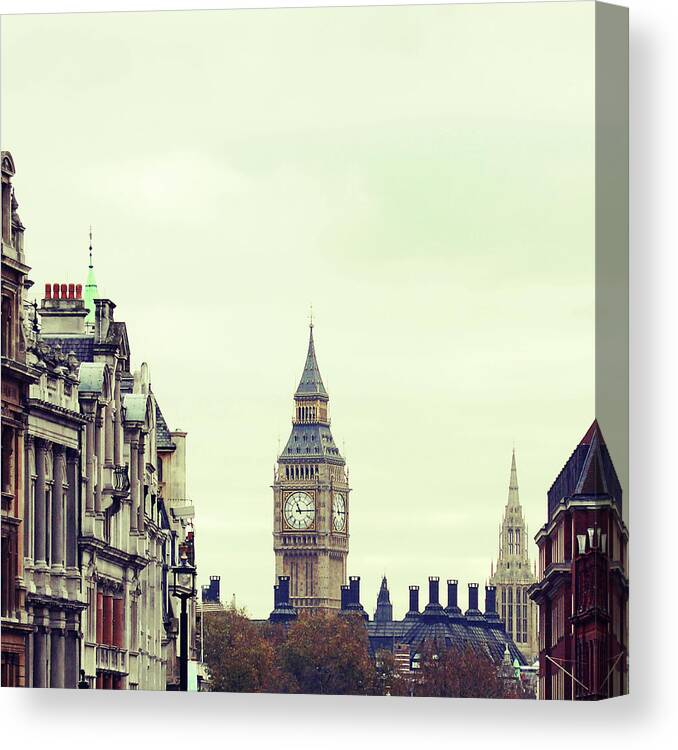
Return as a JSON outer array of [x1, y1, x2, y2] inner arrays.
[[294, 325, 328, 399]]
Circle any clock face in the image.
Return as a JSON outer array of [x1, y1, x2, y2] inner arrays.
[[332, 493, 346, 532], [283, 491, 315, 530]]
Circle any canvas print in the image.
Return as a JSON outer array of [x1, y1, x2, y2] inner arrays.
[[0, 2, 628, 699]]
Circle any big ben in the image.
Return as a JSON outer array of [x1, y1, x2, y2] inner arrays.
[[272, 321, 350, 612]]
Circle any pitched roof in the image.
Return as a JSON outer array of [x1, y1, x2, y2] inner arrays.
[[547, 420, 622, 518], [294, 325, 328, 399], [40, 335, 94, 364], [280, 422, 344, 463], [156, 402, 176, 450]]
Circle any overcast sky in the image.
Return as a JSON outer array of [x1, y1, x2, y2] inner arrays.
[[2, 2, 601, 618]]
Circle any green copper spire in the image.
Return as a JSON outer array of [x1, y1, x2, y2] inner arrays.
[[84, 226, 99, 325]]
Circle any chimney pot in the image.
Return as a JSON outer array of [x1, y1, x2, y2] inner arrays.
[[76, 283, 82, 299], [68, 282, 75, 299], [60, 283, 67, 299], [44, 283, 52, 299], [53, 283, 60, 299]]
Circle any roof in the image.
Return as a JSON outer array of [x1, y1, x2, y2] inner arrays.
[[366, 610, 526, 665], [295, 325, 328, 399], [41, 335, 94, 364], [123, 393, 148, 423], [78, 362, 107, 394], [547, 420, 622, 518], [280, 422, 344, 463], [155, 403, 175, 450]]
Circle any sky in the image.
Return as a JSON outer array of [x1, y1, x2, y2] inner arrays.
[[1, 2, 600, 618]]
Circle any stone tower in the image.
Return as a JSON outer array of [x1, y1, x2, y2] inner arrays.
[[272, 322, 350, 612], [489, 450, 539, 663]]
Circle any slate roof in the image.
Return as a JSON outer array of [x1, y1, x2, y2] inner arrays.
[[280, 422, 344, 463], [366, 581, 526, 666], [155, 403, 175, 450], [295, 325, 328, 399], [40, 335, 94, 364], [547, 420, 622, 519]]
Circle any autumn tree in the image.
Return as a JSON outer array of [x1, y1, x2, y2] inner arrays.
[[280, 611, 376, 695], [412, 640, 514, 699], [203, 608, 294, 693]]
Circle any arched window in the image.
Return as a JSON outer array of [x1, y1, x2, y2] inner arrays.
[[508, 529, 514, 555], [516, 529, 521, 555]]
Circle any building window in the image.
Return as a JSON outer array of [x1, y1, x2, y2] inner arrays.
[[515, 529, 520, 555], [508, 529, 514, 555]]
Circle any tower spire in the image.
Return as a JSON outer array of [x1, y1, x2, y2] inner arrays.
[[507, 448, 520, 507], [295, 318, 328, 398], [84, 226, 99, 327]]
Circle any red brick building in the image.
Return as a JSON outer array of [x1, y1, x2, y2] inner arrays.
[[529, 421, 628, 700]]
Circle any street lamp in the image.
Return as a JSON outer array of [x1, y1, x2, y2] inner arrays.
[[171, 542, 197, 691]]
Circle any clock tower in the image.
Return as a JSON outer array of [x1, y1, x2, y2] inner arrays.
[[272, 322, 350, 612]]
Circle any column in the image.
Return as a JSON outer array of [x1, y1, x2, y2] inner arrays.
[[85, 415, 95, 512], [104, 398, 114, 466], [50, 627, 65, 689], [33, 623, 48, 688], [96, 590, 104, 644], [103, 594, 114, 646], [64, 616, 79, 689], [65, 451, 79, 568], [137, 434, 145, 533], [34, 439, 47, 565], [94, 406, 103, 513], [113, 596, 124, 648], [113, 372, 122, 466], [51, 446, 65, 568], [23, 434, 33, 555], [129, 436, 138, 532]]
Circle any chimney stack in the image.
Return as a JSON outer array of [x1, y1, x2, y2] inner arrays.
[[467, 583, 480, 613], [428, 576, 440, 605], [340, 584, 350, 611], [39, 280, 89, 335], [406, 585, 420, 619], [349, 575, 360, 606], [269, 575, 297, 624], [485, 585, 497, 615], [279, 575, 291, 605]]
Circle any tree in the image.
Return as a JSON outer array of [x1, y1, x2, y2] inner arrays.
[[280, 611, 376, 695], [412, 639, 517, 699], [203, 608, 294, 693]]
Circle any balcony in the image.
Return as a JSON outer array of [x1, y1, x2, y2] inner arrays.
[[112, 465, 130, 498], [96, 645, 128, 673]]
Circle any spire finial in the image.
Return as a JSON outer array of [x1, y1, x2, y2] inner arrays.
[[309, 304, 314, 329], [88, 225, 93, 268]]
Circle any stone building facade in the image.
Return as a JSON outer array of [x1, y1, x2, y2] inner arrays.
[[272, 323, 350, 612], [1, 150, 36, 686], [22, 312, 89, 688], [1, 150, 200, 689], [488, 451, 538, 663]]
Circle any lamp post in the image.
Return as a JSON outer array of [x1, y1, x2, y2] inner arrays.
[[171, 542, 197, 691]]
